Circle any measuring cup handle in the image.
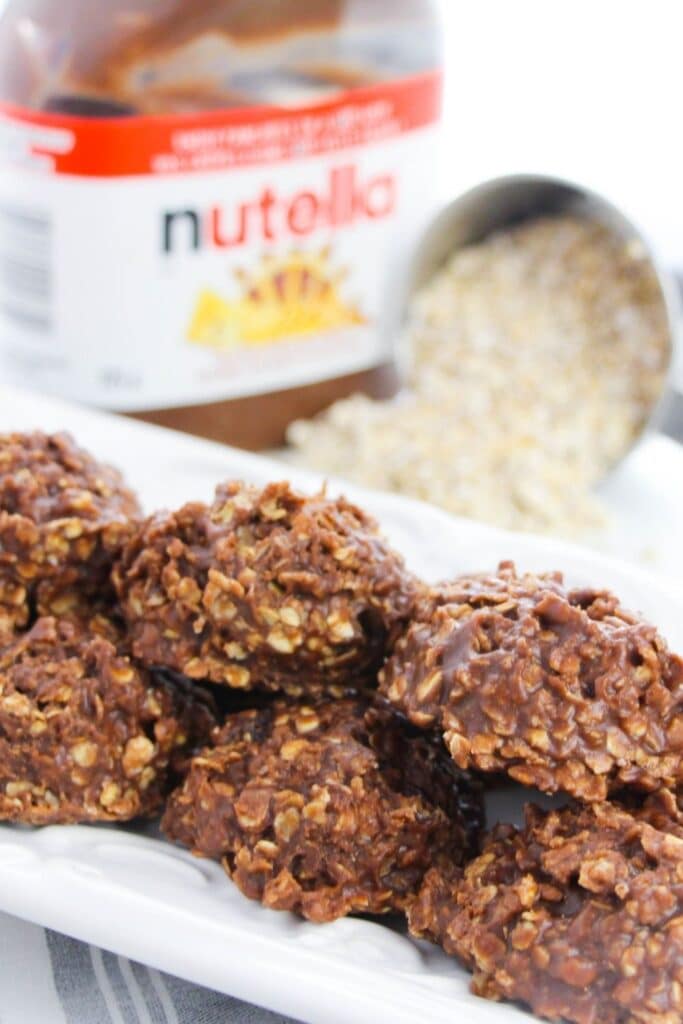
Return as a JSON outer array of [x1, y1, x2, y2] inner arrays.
[[659, 390, 683, 444]]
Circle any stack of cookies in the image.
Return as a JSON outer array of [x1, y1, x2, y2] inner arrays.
[[2, 430, 682, 1024]]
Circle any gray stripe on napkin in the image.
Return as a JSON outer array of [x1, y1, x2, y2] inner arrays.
[[130, 963, 168, 1024], [102, 951, 142, 1024], [46, 930, 300, 1024], [160, 970, 296, 1024], [46, 931, 114, 1024]]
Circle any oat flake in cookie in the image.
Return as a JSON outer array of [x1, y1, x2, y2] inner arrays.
[[409, 801, 683, 1024], [0, 432, 141, 635], [114, 481, 418, 697], [0, 614, 215, 824], [163, 697, 483, 923], [380, 562, 683, 801]]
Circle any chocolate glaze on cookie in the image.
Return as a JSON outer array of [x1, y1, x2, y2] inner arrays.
[[0, 432, 141, 635], [0, 614, 215, 824], [163, 696, 483, 922], [410, 799, 683, 1024], [381, 563, 683, 801], [115, 481, 418, 697]]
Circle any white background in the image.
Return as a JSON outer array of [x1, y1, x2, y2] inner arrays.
[[437, 1, 682, 270]]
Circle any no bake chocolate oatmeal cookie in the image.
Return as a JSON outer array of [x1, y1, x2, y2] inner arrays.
[[0, 432, 141, 635], [0, 614, 214, 824], [114, 481, 418, 697], [380, 563, 683, 801], [163, 697, 483, 923], [410, 800, 683, 1024]]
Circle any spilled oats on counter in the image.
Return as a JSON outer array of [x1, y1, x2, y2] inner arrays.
[[288, 216, 669, 536]]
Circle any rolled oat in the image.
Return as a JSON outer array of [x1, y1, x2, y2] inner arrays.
[[114, 480, 419, 696], [288, 217, 669, 536], [0, 614, 215, 824], [0, 431, 141, 635], [163, 697, 484, 923], [410, 800, 683, 1024], [380, 562, 683, 801]]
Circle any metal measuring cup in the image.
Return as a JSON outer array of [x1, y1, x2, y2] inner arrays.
[[405, 173, 682, 455]]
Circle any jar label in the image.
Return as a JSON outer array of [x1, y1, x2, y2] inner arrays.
[[0, 72, 441, 411]]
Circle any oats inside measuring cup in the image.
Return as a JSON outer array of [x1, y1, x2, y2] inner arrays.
[[288, 216, 669, 536]]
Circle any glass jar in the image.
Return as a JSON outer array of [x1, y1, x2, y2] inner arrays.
[[0, 1, 441, 448]]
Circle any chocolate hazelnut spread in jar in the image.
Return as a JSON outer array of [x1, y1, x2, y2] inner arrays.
[[0, 1, 442, 448]]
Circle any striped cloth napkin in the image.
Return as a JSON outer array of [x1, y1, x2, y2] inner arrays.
[[0, 912, 299, 1024]]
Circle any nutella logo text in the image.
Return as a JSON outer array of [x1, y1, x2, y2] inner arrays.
[[162, 165, 396, 253]]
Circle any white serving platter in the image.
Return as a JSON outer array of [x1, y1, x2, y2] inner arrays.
[[0, 384, 682, 1024]]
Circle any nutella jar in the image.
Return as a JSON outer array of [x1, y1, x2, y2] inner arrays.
[[0, 1, 441, 449]]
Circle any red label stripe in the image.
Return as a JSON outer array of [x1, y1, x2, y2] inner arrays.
[[0, 71, 442, 178]]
